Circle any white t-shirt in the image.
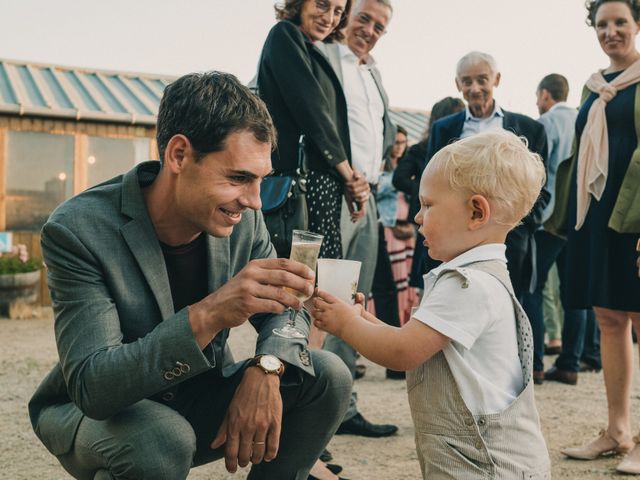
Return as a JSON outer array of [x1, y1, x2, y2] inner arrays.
[[412, 244, 524, 415]]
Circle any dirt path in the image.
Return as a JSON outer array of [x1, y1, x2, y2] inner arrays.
[[2, 314, 639, 479]]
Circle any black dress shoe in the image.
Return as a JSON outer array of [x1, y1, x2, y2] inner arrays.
[[309, 473, 349, 480], [544, 366, 578, 385], [319, 448, 333, 463], [386, 369, 406, 380], [533, 370, 544, 385], [354, 364, 366, 380], [326, 464, 343, 475], [336, 412, 398, 437], [579, 361, 602, 373]]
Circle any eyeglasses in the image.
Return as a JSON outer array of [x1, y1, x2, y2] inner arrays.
[[314, 0, 345, 19], [354, 12, 387, 36]]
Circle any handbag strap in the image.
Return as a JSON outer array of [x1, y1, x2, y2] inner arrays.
[[297, 135, 307, 177]]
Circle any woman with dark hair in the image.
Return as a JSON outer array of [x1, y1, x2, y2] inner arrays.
[[258, 0, 369, 261], [552, 0, 640, 473], [392, 97, 465, 294]]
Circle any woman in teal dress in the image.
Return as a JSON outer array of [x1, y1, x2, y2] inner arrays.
[[560, 0, 640, 474]]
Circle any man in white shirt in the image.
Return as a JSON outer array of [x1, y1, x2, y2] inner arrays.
[[316, 0, 398, 438]]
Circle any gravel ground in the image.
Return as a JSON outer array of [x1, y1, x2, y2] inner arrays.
[[2, 312, 640, 479]]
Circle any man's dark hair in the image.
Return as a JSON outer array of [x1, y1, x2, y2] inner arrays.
[[156, 71, 276, 163], [538, 74, 570, 102]]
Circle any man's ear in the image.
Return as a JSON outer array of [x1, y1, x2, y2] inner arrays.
[[164, 134, 191, 173], [469, 194, 491, 230], [493, 72, 501, 88], [455, 77, 462, 92]]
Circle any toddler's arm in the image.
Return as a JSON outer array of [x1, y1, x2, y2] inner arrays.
[[311, 290, 449, 371]]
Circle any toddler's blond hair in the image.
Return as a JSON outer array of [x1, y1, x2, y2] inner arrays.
[[424, 130, 546, 228]]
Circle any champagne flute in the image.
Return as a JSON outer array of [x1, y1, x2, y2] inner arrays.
[[273, 230, 324, 339]]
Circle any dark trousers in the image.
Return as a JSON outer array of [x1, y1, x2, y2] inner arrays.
[[371, 223, 401, 328], [522, 230, 601, 373]]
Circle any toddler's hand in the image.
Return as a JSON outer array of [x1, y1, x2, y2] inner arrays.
[[311, 290, 362, 337]]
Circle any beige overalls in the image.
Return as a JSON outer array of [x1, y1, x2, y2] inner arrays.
[[407, 260, 551, 479]]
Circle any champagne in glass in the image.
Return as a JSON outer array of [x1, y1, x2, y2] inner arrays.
[[273, 230, 323, 338]]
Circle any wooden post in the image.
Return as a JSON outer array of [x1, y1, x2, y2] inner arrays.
[[149, 138, 159, 160], [0, 127, 6, 231], [74, 133, 88, 194]]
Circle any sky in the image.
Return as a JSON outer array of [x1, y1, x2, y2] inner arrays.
[[1, 0, 633, 118]]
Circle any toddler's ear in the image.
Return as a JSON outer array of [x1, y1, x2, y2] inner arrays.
[[469, 194, 490, 229]]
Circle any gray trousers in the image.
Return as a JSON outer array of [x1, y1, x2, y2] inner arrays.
[[323, 195, 378, 421], [56, 350, 351, 480]]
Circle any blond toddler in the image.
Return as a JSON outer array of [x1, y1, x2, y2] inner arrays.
[[312, 130, 551, 479]]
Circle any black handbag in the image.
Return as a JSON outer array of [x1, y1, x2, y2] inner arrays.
[[260, 135, 308, 258]]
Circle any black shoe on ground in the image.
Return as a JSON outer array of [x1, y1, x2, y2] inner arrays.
[[354, 364, 366, 380], [319, 448, 333, 463], [386, 369, 406, 380], [336, 412, 398, 437], [533, 370, 544, 385], [579, 361, 602, 373], [544, 366, 578, 385]]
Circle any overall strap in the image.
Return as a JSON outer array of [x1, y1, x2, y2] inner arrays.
[[456, 259, 534, 385]]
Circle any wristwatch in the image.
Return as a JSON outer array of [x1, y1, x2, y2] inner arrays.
[[249, 354, 285, 377]]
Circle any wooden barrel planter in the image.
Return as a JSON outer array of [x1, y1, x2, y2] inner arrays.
[[0, 270, 41, 316]]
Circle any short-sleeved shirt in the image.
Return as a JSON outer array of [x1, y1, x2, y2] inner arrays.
[[412, 244, 524, 414]]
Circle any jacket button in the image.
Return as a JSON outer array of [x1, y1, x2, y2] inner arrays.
[[176, 361, 191, 374], [475, 440, 483, 450], [464, 417, 474, 426], [299, 350, 310, 366], [162, 392, 175, 401], [172, 367, 182, 377], [163, 371, 175, 381]]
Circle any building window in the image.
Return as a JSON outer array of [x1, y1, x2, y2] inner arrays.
[[86, 137, 150, 188], [6, 131, 74, 231]]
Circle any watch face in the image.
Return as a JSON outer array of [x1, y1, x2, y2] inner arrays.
[[260, 355, 281, 371]]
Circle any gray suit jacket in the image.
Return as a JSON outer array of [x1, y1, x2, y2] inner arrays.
[[29, 162, 314, 456], [315, 42, 396, 162]]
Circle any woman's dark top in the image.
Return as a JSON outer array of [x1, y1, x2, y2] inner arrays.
[[565, 71, 640, 311], [393, 139, 428, 222], [257, 20, 350, 175]]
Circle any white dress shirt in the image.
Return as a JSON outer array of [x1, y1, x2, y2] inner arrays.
[[338, 44, 385, 184], [412, 244, 524, 414], [460, 102, 505, 139]]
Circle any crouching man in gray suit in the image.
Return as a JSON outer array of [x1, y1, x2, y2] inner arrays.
[[28, 71, 351, 480]]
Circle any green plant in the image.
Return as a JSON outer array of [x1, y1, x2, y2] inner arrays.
[[0, 255, 43, 275]]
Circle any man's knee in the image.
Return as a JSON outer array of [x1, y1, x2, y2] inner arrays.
[[70, 401, 197, 480], [117, 414, 196, 480], [309, 350, 352, 405]]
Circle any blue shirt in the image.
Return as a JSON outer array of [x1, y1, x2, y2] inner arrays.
[[460, 102, 505, 139], [537, 102, 578, 222]]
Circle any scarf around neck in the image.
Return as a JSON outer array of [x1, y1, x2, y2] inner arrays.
[[575, 58, 640, 230]]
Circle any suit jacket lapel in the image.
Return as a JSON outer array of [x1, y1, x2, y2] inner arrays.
[[315, 42, 343, 85], [502, 111, 516, 132], [120, 163, 174, 320]]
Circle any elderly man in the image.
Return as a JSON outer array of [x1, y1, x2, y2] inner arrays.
[[315, 0, 398, 438], [423, 52, 549, 307], [28, 72, 351, 480]]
